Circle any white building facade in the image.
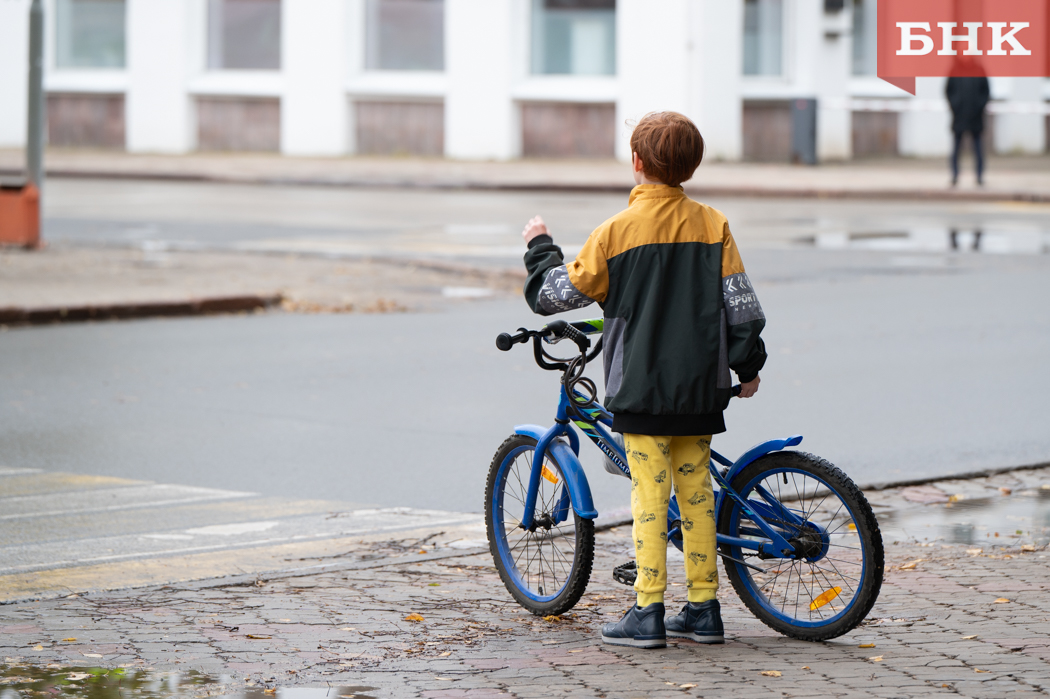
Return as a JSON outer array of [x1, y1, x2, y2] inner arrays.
[[0, 0, 1046, 161]]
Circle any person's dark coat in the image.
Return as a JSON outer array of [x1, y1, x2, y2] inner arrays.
[[946, 77, 990, 135]]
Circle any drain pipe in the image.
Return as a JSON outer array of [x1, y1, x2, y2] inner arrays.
[[27, 0, 44, 192]]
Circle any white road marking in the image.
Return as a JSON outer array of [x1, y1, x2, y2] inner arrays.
[[0, 484, 255, 520]]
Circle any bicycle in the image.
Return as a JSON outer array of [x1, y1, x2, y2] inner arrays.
[[485, 319, 884, 641]]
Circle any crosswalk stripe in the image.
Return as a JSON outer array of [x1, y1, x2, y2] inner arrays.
[[0, 483, 255, 520]]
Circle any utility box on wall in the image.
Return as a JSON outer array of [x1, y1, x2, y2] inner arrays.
[[792, 98, 818, 165], [0, 182, 41, 248]]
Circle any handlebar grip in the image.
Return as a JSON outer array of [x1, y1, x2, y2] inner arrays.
[[496, 328, 532, 352], [544, 319, 590, 353]]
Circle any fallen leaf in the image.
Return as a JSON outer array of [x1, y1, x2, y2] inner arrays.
[[82, 653, 103, 658], [264, 690, 276, 695], [66, 673, 89, 681], [999, 487, 1012, 495], [339, 627, 356, 632], [428, 583, 441, 587], [439, 651, 452, 657], [948, 494, 966, 503], [418, 549, 428, 554], [62, 638, 77, 642], [665, 682, 678, 686], [898, 559, 924, 570], [246, 634, 272, 639], [993, 598, 1010, 604], [868, 656, 883, 662], [679, 684, 697, 689], [962, 634, 978, 640], [542, 615, 561, 622], [32, 646, 43, 651], [1021, 545, 1036, 552], [801, 666, 810, 670], [760, 670, 782, 677], [434, 677, 455, 681], [975, 668, 990, 674], [404, 613, 425, 622], [966, 548, 983, 555], [568, 649, 584, 653], [858, 643, 876, 648]]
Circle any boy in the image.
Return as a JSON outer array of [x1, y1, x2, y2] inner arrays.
[[520, 112, 766, 648]]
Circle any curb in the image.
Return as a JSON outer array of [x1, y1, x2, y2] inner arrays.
[[5, 167, 1048, 204], [0, 294, 283, 327]]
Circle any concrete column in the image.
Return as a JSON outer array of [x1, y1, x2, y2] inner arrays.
[[815, 4, 852, 161], [0, 0, 31, 148], [616, 0, 690, 162], [687, 0, 742, 162], [898, 77, 952, 157], [445, 0, 516, 160], [994, 78, 1046, 155], [283, 0, 348, 156], [126, 0, 194, 153]]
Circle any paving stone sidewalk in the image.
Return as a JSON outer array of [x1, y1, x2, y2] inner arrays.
[[2, 469, 1050, 698], [2, 149, 1049, 202]]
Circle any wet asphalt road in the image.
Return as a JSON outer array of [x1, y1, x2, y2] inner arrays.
[[2, 178, 1048, 514]]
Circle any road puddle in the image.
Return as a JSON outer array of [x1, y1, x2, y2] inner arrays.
[[802, 228, 1050, 255], [870, 472, 1050, 549], [0, 666, 375, 699]]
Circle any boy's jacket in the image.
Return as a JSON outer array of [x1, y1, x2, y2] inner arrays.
[[524, 184, 766, 436]]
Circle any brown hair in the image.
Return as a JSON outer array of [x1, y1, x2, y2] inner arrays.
[[629, 112, 705, 187]]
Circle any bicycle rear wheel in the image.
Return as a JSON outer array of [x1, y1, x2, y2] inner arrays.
[[717, 451, 883, 641], [485, 434, 594, 616]]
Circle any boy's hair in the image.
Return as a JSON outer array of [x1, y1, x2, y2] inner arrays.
[[630, 112, 705, 187]]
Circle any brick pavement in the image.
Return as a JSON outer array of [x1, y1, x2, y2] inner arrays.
[[2, 483, 1049, 699], [2, 149, 1049, 202]]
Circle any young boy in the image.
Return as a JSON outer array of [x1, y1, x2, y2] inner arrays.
[[520, 112, 766, 648]]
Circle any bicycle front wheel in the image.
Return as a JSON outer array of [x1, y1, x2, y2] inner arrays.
[[718, 451, 884, 641], [485, 434, 594, 616]]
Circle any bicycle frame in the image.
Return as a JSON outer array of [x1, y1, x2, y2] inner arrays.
[[514, 385, 809, 560]]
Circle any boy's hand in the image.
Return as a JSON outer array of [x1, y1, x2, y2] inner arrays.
[[522, 216, 550, 245], [738, 376, 760, 398]]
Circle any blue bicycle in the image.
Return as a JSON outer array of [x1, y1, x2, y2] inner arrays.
[[486, 319, 884, 641]]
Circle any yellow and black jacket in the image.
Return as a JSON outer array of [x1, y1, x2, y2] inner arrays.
[[524, 184, 766, 436]]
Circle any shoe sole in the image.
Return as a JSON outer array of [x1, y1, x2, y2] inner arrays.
[[666, 630, 725, 644], [601, 634, 667, 649]]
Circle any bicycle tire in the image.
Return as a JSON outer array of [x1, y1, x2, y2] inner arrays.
[[485, 434, 594, 616], [717, 451, 884, 641]]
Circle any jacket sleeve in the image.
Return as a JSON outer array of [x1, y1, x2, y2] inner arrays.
[[720, 223, 767, 383], [523, 234, 598, 316]]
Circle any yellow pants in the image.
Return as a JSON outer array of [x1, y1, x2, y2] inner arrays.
[[626, 434, 718, 607]]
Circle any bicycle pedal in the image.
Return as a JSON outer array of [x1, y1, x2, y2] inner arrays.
[[612, 560, 637, 586]]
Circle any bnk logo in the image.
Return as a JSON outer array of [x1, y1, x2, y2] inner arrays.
[[877, 0, 1049, 94], [897, 22, 1031, 56]]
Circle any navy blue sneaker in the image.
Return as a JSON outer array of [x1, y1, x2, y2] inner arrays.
[[601, 603, 666, 648], [665, 600, 725, 644]]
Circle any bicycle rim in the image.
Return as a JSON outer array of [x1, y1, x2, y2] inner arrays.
[[492, 444, 581, 603], [724, 466, 871, 629]]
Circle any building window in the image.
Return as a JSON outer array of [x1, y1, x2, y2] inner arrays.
[[55, 0, 126, 68], [207, 0, 282, 71], [743, 0, 783, 77], [531, 0, 616, 76], [852, 0, 877, 76], [365, 0, 445, 71]]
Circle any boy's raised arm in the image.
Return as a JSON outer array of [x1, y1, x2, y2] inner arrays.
[[522, 216, 605, 316], [720, 224, 767, 384]]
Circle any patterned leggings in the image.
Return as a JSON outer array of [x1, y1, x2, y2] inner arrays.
[[625, 434, 718, 607]]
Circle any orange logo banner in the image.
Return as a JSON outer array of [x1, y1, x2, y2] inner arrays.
[[878, 0, 1050, 94]]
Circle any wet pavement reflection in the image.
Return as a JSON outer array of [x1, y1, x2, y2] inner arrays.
[[0, 666, 375, 699], [867, 466, 1050, 550]]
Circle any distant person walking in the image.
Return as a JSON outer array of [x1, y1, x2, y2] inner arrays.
[[946, 75, 990, 187]]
